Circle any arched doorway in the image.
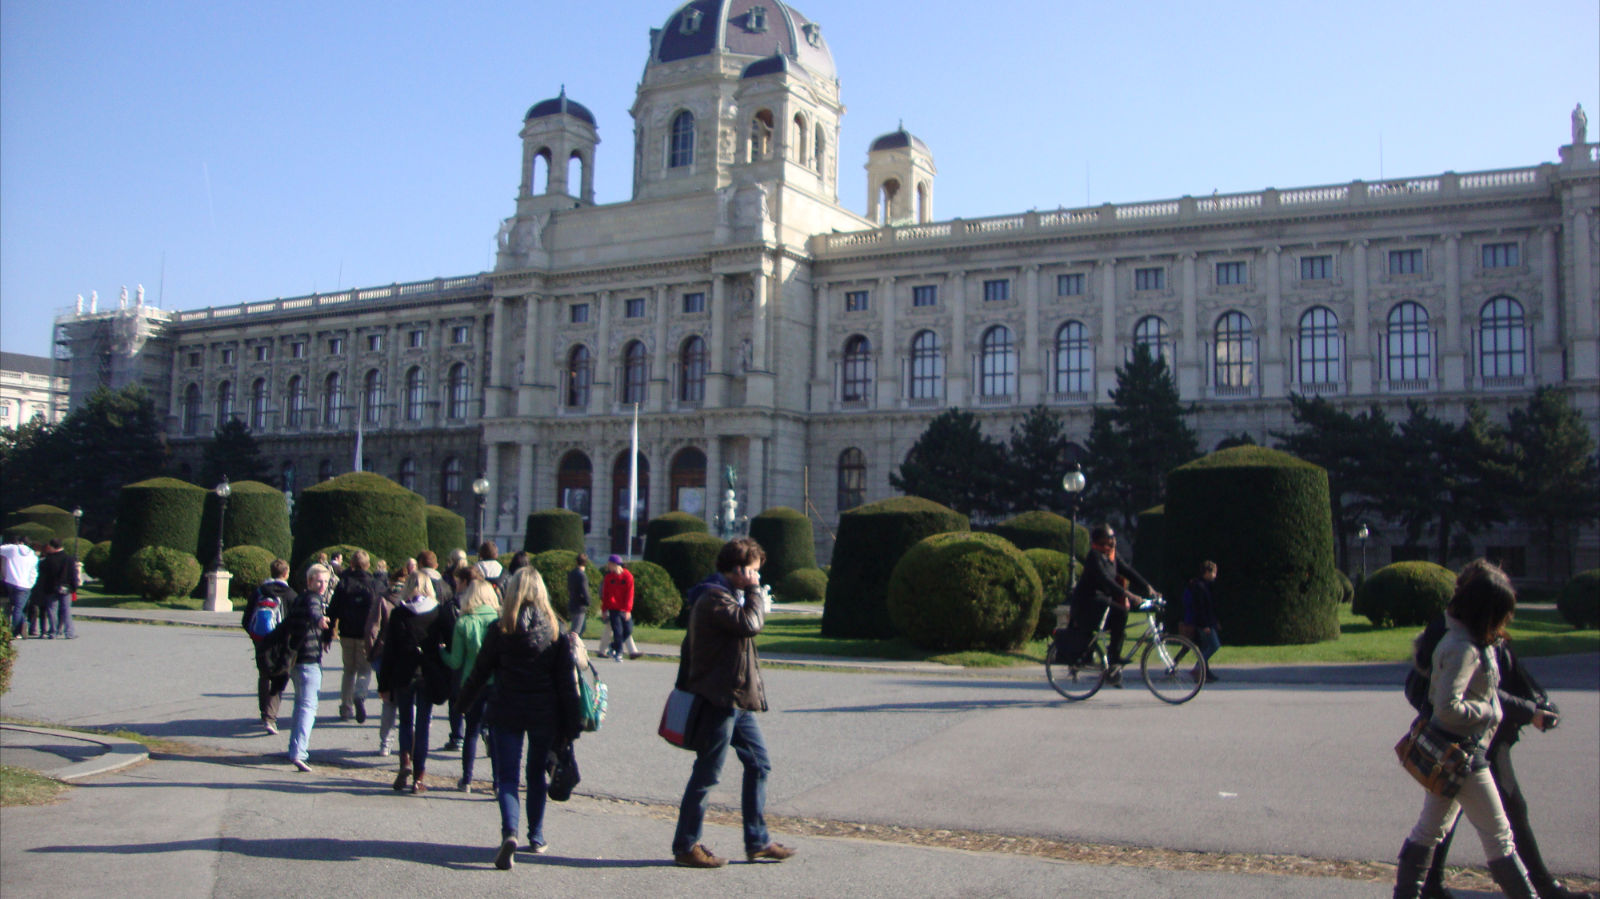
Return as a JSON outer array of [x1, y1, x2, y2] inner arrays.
[[670, 447, 707, 517], [610, 450, 649, 555], [557, 451, 593, 534]]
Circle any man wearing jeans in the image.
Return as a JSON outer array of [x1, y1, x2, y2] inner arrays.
[[2, 533, 38, 636], [285, 564, 332, 772], [670, 537, 794, 869]]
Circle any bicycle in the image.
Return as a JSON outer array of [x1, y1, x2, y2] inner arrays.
[[1045, 596, 1206, 704]]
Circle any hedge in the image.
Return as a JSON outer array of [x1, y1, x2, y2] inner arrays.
[[887, 531, 1042, 651], [3, 522, 55, 547], [0, 617, 13, 696], [823, 496, 969, 638], [221, 545, 277, 598], [990, 511, 1087, 558], [108, 478, 207, 594], [626, 559, 682, 626], [1162, 447, 1340, 645], [426, 505, 468, 561], [125, 545, 203, 602], [1357, 561, 1455, 628], [83, 541, 113, 582], [290, 472, 427, 573], [198, 480, 292, 561], [643, 511, 710, 566], [1023, 547, 1080, 638], [747, 506, 817, 585], [7, 504, 75, 540], [776, 567, 827, 604], [1555, 569, 1598, 629], [524, 509, 585, 554], [60, 537, 94, 560], [656, 531, 724, 595], [1135, 505, 1165, 591]]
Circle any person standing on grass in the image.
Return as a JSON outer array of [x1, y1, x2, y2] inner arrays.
[[567, 554, 591, 643], [285, 563, 333, 772]]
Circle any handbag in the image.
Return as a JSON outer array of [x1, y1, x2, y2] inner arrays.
[[577, 659, 607, 732], [658, 688, 701, 749], [546, 741, 580, 802], [1394, 717, 1471, 798]]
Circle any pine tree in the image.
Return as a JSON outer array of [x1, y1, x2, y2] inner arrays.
[[1272, 394, 1397, 570], [200, 418, 272, 487], [1081, 347, 1199, 533], [1505, 387, 1600, 580], [1004, 404, 1076, 515], [889, 408, 1008, 520]]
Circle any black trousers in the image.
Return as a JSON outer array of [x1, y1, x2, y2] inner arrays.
[[1426, 740, 1556, 888], [1104, 605, 1130, 663]]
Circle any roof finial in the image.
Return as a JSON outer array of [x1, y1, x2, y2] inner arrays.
[[898, 119, 904, 132], [559, 84, 567, 114]]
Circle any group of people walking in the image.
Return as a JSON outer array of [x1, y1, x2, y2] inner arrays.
[[3, 533, 81, 640]]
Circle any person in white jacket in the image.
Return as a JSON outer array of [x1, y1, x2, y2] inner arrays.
[[2, 533, 39, 636]]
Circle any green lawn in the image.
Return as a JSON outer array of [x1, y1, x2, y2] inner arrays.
[[73, 584, 204, 611]]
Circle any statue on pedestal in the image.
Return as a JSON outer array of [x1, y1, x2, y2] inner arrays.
[[1573, 103, 1588, 146]]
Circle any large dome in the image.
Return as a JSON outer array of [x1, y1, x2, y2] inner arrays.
[[651, 0, 835, 80]]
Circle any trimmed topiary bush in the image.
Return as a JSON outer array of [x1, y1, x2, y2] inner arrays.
[[221, 545, 277, 598], [1334, 569, 1355, 605], [108, 477, 207, 594], [84, 540, 113, 582], [1555, 569, 1599, 629], [626, 559, 682, 625], [198, 480, 291, 561], [7, 504, 75, 540], [125, 545, 203, 602], [887, 531, 1042, 651], [776, 567, 827, 604], [529, 550, 593, 621], [1162, 447, 1340, 645], [824, 496, 970, 639], [291, 472, 427, 573], [656, 531, 724, 595], [1135, 505, 1165, 589], [748, 507, 817, 585], [3, 522, 55, 547], [1357, 561, 1455, 628], [524, 509, 585, 554], [1023, 547, 1080, 638], [991, 511, 1087, 557], [426, 505, 468, 561], [61, 537, 93, 560], [643, 511, 710, 566]]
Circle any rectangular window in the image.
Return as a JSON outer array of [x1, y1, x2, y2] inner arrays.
[[982, 279, 1010, 302], [1482, 242, 1519, 269], [1134, 267, 1165, 291], [1056, 273, 1085, 296], [1389, 249, 1423, 275], [409, 329, 425, 348], [625, 298, 646, 318], [187, 351, 201, 368], [220, 348, 235, 365], [912, 285, 937, 307], [1216, 261, 1247, 286], [367, 334, 383, 352], [254, 346, 269, 362], [328, 338, 344, 356], [570, 304, 589, 324], [682, 291, 706, 314], [291, 342, 305, 359], [845, 290, 869, 312], [1300, 255, 1332, 281], [451, 325, 470, 344]]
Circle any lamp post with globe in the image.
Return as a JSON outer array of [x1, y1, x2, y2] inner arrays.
[[1357, 522, 1370, 581], [1061, 465, 1087, 594], [212, 477, 232, 572], [472, 477, 491, 549]]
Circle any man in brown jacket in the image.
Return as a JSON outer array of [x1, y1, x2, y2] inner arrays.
[[671, 537, 795, 869]]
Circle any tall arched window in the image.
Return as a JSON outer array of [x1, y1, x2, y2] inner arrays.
[[1479, 296, 1526, 379], [621, 341, 647, 405], [398, 457, 417, 491], [916, 182, 930, 223], [557, 451, 593, 532], [1134, 316, 1169, 363], [447, 362, 470, 419], [182, 383, 201, 435], [441, 456, 463, 508], [1297, 307, 1342, 385], [909, 330, 943, 400], [679, 336, 706, 403], [837, 448, 866, 511], [216, 380, 234, 425], [670, 447, 707, 515], [318, 459, 333, 482], [404, 366, 425, 421], [250, 378, 269, 431], [877, 178, 900, 225], [814, 124, 826, 174], [750, 110, 774, 161], [1213, 311, 1255, 389], [1054, 321, 1091, 394], [322, 372, 343, 427], [566, 345, 591, 408], [286, 376, 306, 428], [792, 113, 808, 165], [841, 335, 872, 402], [1386, 301, 1432, 382], [669, 110, 695, 168], [980, 325, 1015, 397], [363, 369, 384, 424]]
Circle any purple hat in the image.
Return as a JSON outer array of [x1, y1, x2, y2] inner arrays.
[[608, 554, 624, 565]]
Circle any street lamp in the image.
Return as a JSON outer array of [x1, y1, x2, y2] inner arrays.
[[1061, 464, 1087, 595], [471, 477, 491, 549], [213, 477, 232, 572], [1357, 522, 1370, 580], [71, 506, 82, 547]]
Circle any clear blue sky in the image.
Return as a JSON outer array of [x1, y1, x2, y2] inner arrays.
[[3, 0, 1595, 357]]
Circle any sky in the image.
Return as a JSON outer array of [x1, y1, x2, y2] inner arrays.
[[2, 0, 1596, 357]]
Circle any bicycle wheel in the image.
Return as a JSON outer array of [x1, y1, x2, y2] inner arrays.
[[1046, 639, 1107, 701], [1140, 634, 1206, 704]]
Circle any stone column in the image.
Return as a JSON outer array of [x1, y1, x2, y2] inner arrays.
[[649, 285, 669, 412], [1020, 264, 1041, 403], [518, 442, 535, 540], [1179, 252, 1200, 398], [1569, 210, 1599, 380], [595, 290, 612, 410], [490, 295, 510, 416], [704, 436, 723, 532], [1097, 259, 1117, 398], [746, 261, 775, 406], [204, 570, 233, 613], [1441, 234, 1465, 390], [1538, 228, 1562, 382], [811, 281, 830, 411], [1349, 240, 1373, 393], [748, 435, 767, 514], [519, 294, 540, 415], [877, 274, 896, 407], [948, 270, 968, 401], [1262, 247, 1284, 397], [707, 276, 727, 406]]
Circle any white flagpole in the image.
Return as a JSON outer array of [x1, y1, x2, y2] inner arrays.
[[627, 403, 640, 556], [353, 418, 364, 472]]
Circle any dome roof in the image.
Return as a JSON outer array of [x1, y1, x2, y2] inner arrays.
[[653, 1, 834, 80], [741, 51, 811, 81], [524, 88, 596, 126], [870, 126, 929, 154]]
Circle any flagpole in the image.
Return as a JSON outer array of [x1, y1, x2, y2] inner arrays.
[[354, 417, 364, 472], [626, 403, 640, 556]]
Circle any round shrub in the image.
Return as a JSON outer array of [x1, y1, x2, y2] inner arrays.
[[887, 531, 1042, 651], [199, 480, 291, 561], [108, 477, 207, 594], [61, 537, 94, 560], [626, 559, 682, 625], [1162, 447, 1340, 645], [524, 509, 585, 554], [1023, 547, 1080, 638], [529, 550, 595, 621], [221, 545, 277, 598], [990, 511, 1087, 557], [4, 522, 55, 547], [83, 541, 113, 582], [7, 504, 75, 540], [291, 472, 427, 573], [1555, 569, 1599, 629], [426, 505, 468, 560], [656, 531, 724, 595], [1334, 569, 1355, 605], [1357, 561, 1455, 628], [748, 507, 817, 585], [1135, 505, 1165, 589], [125, 545, 203, 602], [824, 496, 970, 639], [643, 511, 710, 566], [776, 567, 827, 604]]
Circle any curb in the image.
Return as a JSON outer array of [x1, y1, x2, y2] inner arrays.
[[1, 724, 150, 782]]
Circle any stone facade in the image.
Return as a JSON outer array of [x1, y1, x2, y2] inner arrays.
[[0, 352, 69, 427]]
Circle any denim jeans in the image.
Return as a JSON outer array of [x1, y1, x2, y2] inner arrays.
[[7, 584, 31, 634], [286, 663, 322, 763], [395, 681, 434, 770], [672, 705, 771, 855], [607, 609, 634, 656], [568, 607, 587, 640], [1197, 627, 1221, 662], [49, 592, 73, 638], [490, 720, 558, 847], [461, 693, 493, 784], [337, 637, 372, 715]]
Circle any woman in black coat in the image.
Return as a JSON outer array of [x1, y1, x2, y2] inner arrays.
[[377, 570, 453, 794]]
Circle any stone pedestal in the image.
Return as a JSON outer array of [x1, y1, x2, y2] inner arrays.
[[204, 570, 233, 613]]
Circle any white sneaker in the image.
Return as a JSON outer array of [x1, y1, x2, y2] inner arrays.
[[378, 741, 392, 757]]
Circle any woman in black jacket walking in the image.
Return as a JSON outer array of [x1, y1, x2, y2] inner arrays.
[[461, 567, 582, 869], [378, 570, 452, 794]]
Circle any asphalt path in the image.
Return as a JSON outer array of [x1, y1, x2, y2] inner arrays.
[[1, 618, 1595, 897]]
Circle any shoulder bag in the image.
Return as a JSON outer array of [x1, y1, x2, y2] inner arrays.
[[658, 688, 702, 749], [1394, 716, 1470, 798]]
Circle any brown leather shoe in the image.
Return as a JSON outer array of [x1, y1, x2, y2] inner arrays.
[[674, 843, 727, 868], [746, 843, 796, 862]]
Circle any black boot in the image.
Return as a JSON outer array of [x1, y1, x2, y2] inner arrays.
[[1529, 872, 1587, 899], [1394, 840, 1434, 899], [1488, 855, 1538, 899]]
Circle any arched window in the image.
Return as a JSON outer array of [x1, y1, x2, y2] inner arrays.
[[679, 336, 706, 403], [750, 110, 774, 161], [1297, 307, 1341, 385], [814, 124, 826, 174], [1479, 297, 1526, 379], [877, 178, 900, 225], [610, 450, 650, 555], [842, 335, 872, 402], [566, 150, 583, 196], [669, 110, 695, 168], [398, 457, 417, 491], [670, 447, 707, 515], [1134, 316, 1169, 363], [793, 113, 808, 165], [1213, 311, 1255, 389], [286, 376, 306, 428], [363, 369, 384, 425], [447, 362, 470, 419], [909, 330, 943, 400], [318, 459, 333, 482], [916, 182, 930, 223], [531, 147, 551, 194], [557, 451, 593, 532], [1054, 321, 1091, 394], [250, 378, 269, 431], [216, 380, 234, 425], [1386, 302, 1432, 382], [322, 372, 343, 427], [182, 383, 201, 435], [980, 325, 1015, 397], [837, 448, 866, 512], [620, 341, 648, 405], [441, 456, 462, 508], [404, 366, 425, 421], [566, 345, 591, 408]]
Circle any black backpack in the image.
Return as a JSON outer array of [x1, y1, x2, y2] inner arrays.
[[1404, 615, 1448, 715]]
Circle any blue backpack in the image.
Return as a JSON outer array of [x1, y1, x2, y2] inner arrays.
[[248, 593, 284, 640]]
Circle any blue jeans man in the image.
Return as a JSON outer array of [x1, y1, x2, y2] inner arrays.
[[8, 584, 32, 635], [672, 705, 771, 857]]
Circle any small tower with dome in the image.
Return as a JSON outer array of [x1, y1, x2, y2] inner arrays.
[[519, 87, 600, 211], [866, 124, 936, 225]]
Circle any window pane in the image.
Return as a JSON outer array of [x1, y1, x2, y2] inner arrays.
[[980, 326, 1015, 396], [1297, 307, 1341, 384]]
